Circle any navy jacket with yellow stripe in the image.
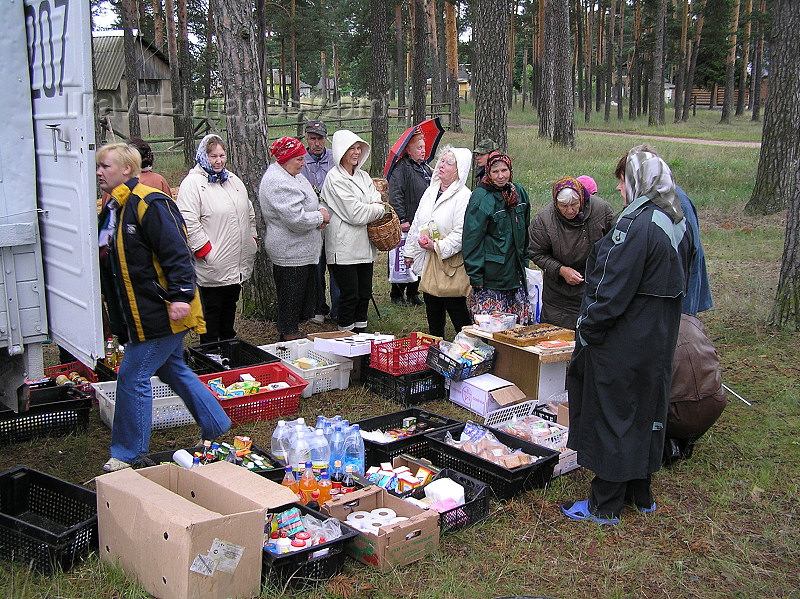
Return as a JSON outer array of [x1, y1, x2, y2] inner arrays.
[[99, 178, 206, 343]]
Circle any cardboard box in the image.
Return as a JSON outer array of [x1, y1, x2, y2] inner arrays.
[[321, 486, 439, 570], [309, 331, 394, 357], [488, 342, 568, 401], [96, 461, 295, 599], [557, 402, 570, 427], [449, 374, 527, 417]]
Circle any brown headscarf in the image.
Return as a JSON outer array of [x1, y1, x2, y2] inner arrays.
[[552, 176, 588, 222], [480, 151, 518, 210]]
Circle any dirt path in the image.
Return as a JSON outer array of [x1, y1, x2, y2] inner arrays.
[[578, 129, 761, 148]]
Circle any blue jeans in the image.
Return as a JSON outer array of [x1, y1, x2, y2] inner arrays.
[[110, 330, 231, 463]]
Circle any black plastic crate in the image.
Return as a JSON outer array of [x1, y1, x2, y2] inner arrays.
[[425, 346, 497, 381], [362, 366, 445, 406], [140, 443, 285, 482], [423, 424, 558, 500], [262, 502, 359, 588], [0, 386, 92, 447], [93, 359, 117, 381], [407, 468, 489, 534], [186, 338, 280, 375], [533, 405, 558, 422], [354, 408, 462, 465], [0, 466, 98, 574]]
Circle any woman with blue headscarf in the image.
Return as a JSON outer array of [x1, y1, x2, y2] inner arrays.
[[176, 134, 258, 343]]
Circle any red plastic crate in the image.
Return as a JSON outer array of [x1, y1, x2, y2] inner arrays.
[[198, 363, 308, 425], [43, 361, 99, 398], [369, 332, 440, 376]]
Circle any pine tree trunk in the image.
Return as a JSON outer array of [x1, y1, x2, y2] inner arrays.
[[445, 1, 461, 131], [369, 0, 390, 176], [122, 0, 141, 137], [474, 0, 510, 149], [629, 0, 641, 120], [720, 0, 741, 124], [208, 0, 275, 320], [411, 0, 427, 122], [595, 6, 603, 112], [736, 0, 753, 114], [604, 0, 615, 122], [750, 0, 765, 121], [538, 0, 554, 139], [552, 0, 575, 147], [427, 0, 442, 115], [178, 0, 193, 166], [575, 0, 584, 111], [153, 0, 164, 51], [649, 0, 666, 125], [674, 0, 688, 122], [584, 0, 593, 123], [682, 0, 706, 121], [616, 0, 624, 120], [395, 4, 407, 121], [204, 2, 213, 108], [759, 0, 800, 330]]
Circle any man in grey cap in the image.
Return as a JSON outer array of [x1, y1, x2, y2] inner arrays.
[[473, 138, 499, 183], [300, 120, 339, 325]]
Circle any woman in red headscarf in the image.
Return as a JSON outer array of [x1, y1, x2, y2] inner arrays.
[[528, 176, 616, 329], [462, 151, 533, 325], [259, 136, 330, 340]]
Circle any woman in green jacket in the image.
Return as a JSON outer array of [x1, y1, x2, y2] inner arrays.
[[462, 151, 533, 325]]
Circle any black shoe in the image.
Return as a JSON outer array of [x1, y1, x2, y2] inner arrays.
[[407, 294, 425, 306], [353, 327, 366, 334], [391, 296, 407, 306]]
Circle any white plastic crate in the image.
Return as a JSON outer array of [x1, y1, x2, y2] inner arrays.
[[92, 377, 196, 430], [485, 401, 578, 477], [259, 339, 352, 398]]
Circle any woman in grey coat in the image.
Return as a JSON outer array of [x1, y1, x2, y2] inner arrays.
[[260, 136, 330, 340]]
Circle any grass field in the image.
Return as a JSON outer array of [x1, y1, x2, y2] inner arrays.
[[2, 112, 798, 599]]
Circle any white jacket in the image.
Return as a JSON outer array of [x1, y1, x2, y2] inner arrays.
[[405, 147, 473, 277], [176, 164, 258, 287], [320, 130, 386, 265]]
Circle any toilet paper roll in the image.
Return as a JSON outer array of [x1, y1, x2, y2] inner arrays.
[[346, 510, 372, 523], [370, 507, 397, 522], [387, 516, 408, 524], [366, 519, 387, 532]]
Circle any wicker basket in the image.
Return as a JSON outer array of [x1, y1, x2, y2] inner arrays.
[[367, 205, 401, 251]]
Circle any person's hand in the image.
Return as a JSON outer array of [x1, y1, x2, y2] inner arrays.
[[559, 266, 584, 285], [418, 235, 434, 251], [404, 257, 414, 268], [168, 301, 191, 321], [400, 221, 411, 232], [318, 207, 330, 230]]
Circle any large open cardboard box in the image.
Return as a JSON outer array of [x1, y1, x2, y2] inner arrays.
[[321, 486, 439, 570], [449, 374, 527, 417], [96, 461, 295, 599]]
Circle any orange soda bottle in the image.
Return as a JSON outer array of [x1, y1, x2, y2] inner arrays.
[[298, 461, 318, 505], [281, 465, 300, 499], [316, 467, 332, 504]]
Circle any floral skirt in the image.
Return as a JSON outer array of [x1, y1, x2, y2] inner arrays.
[[469, 286, 533, 326]]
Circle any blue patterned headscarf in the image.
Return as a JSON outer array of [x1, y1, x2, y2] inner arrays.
[[195, 134, 229, 183]]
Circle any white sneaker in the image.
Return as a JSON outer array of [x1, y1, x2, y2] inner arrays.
[[103, 457, 131, 472], [311, 314, 325, 325]]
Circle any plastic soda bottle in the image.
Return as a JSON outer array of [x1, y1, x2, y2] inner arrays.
[[343, 424, 365, 475], [281, 465, 300, 498], [317, 467, 332, 504], [298, 461, 318, 505], [341, 465, 356, 493], [329, 425, 346, 470], [330, 460, 344, 498]]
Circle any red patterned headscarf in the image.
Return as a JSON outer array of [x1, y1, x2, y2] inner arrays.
[[270, 136, 306, 164], [481, 151, 518, 210]]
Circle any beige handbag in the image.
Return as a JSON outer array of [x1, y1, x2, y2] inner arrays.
[[419, 249, 471, 297]]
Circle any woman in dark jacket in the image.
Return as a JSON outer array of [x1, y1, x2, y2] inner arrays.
[[462, 151, 532, 325], [388, 132, 431, 306], [528, 176, 616, 329]]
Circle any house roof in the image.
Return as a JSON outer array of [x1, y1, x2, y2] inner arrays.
[[93, 30, 170, 91]]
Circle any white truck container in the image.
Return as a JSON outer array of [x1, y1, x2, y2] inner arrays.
[[0, 0, 103, 410]]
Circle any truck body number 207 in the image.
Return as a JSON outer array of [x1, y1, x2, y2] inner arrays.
[[25, 0, 69, 99]]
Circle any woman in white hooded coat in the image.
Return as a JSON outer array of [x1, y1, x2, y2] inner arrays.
[[404, 146, 474, 337], [321, 130, 386, 333]]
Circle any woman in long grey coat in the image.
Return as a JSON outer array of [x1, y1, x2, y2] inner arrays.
[[260, 136, 330, 340], [562, 147, 693, 525]]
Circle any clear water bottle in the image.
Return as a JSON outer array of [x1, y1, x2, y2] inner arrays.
[[323, 421, 334, 447], [270, 420, 290, 465], [343, 424, 365, 475], [329, 424, 346, 471], [288, 425, 311, 476], [310, 428, 331, 477]]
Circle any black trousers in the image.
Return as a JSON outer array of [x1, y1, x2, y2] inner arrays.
[[198, 283, 240, 344], [589, 475, 653, 518], [391, 280, 420, 299], [329, 262, 373, 329], [422, 292, 473, 338], [273, 263, 317, 335]]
